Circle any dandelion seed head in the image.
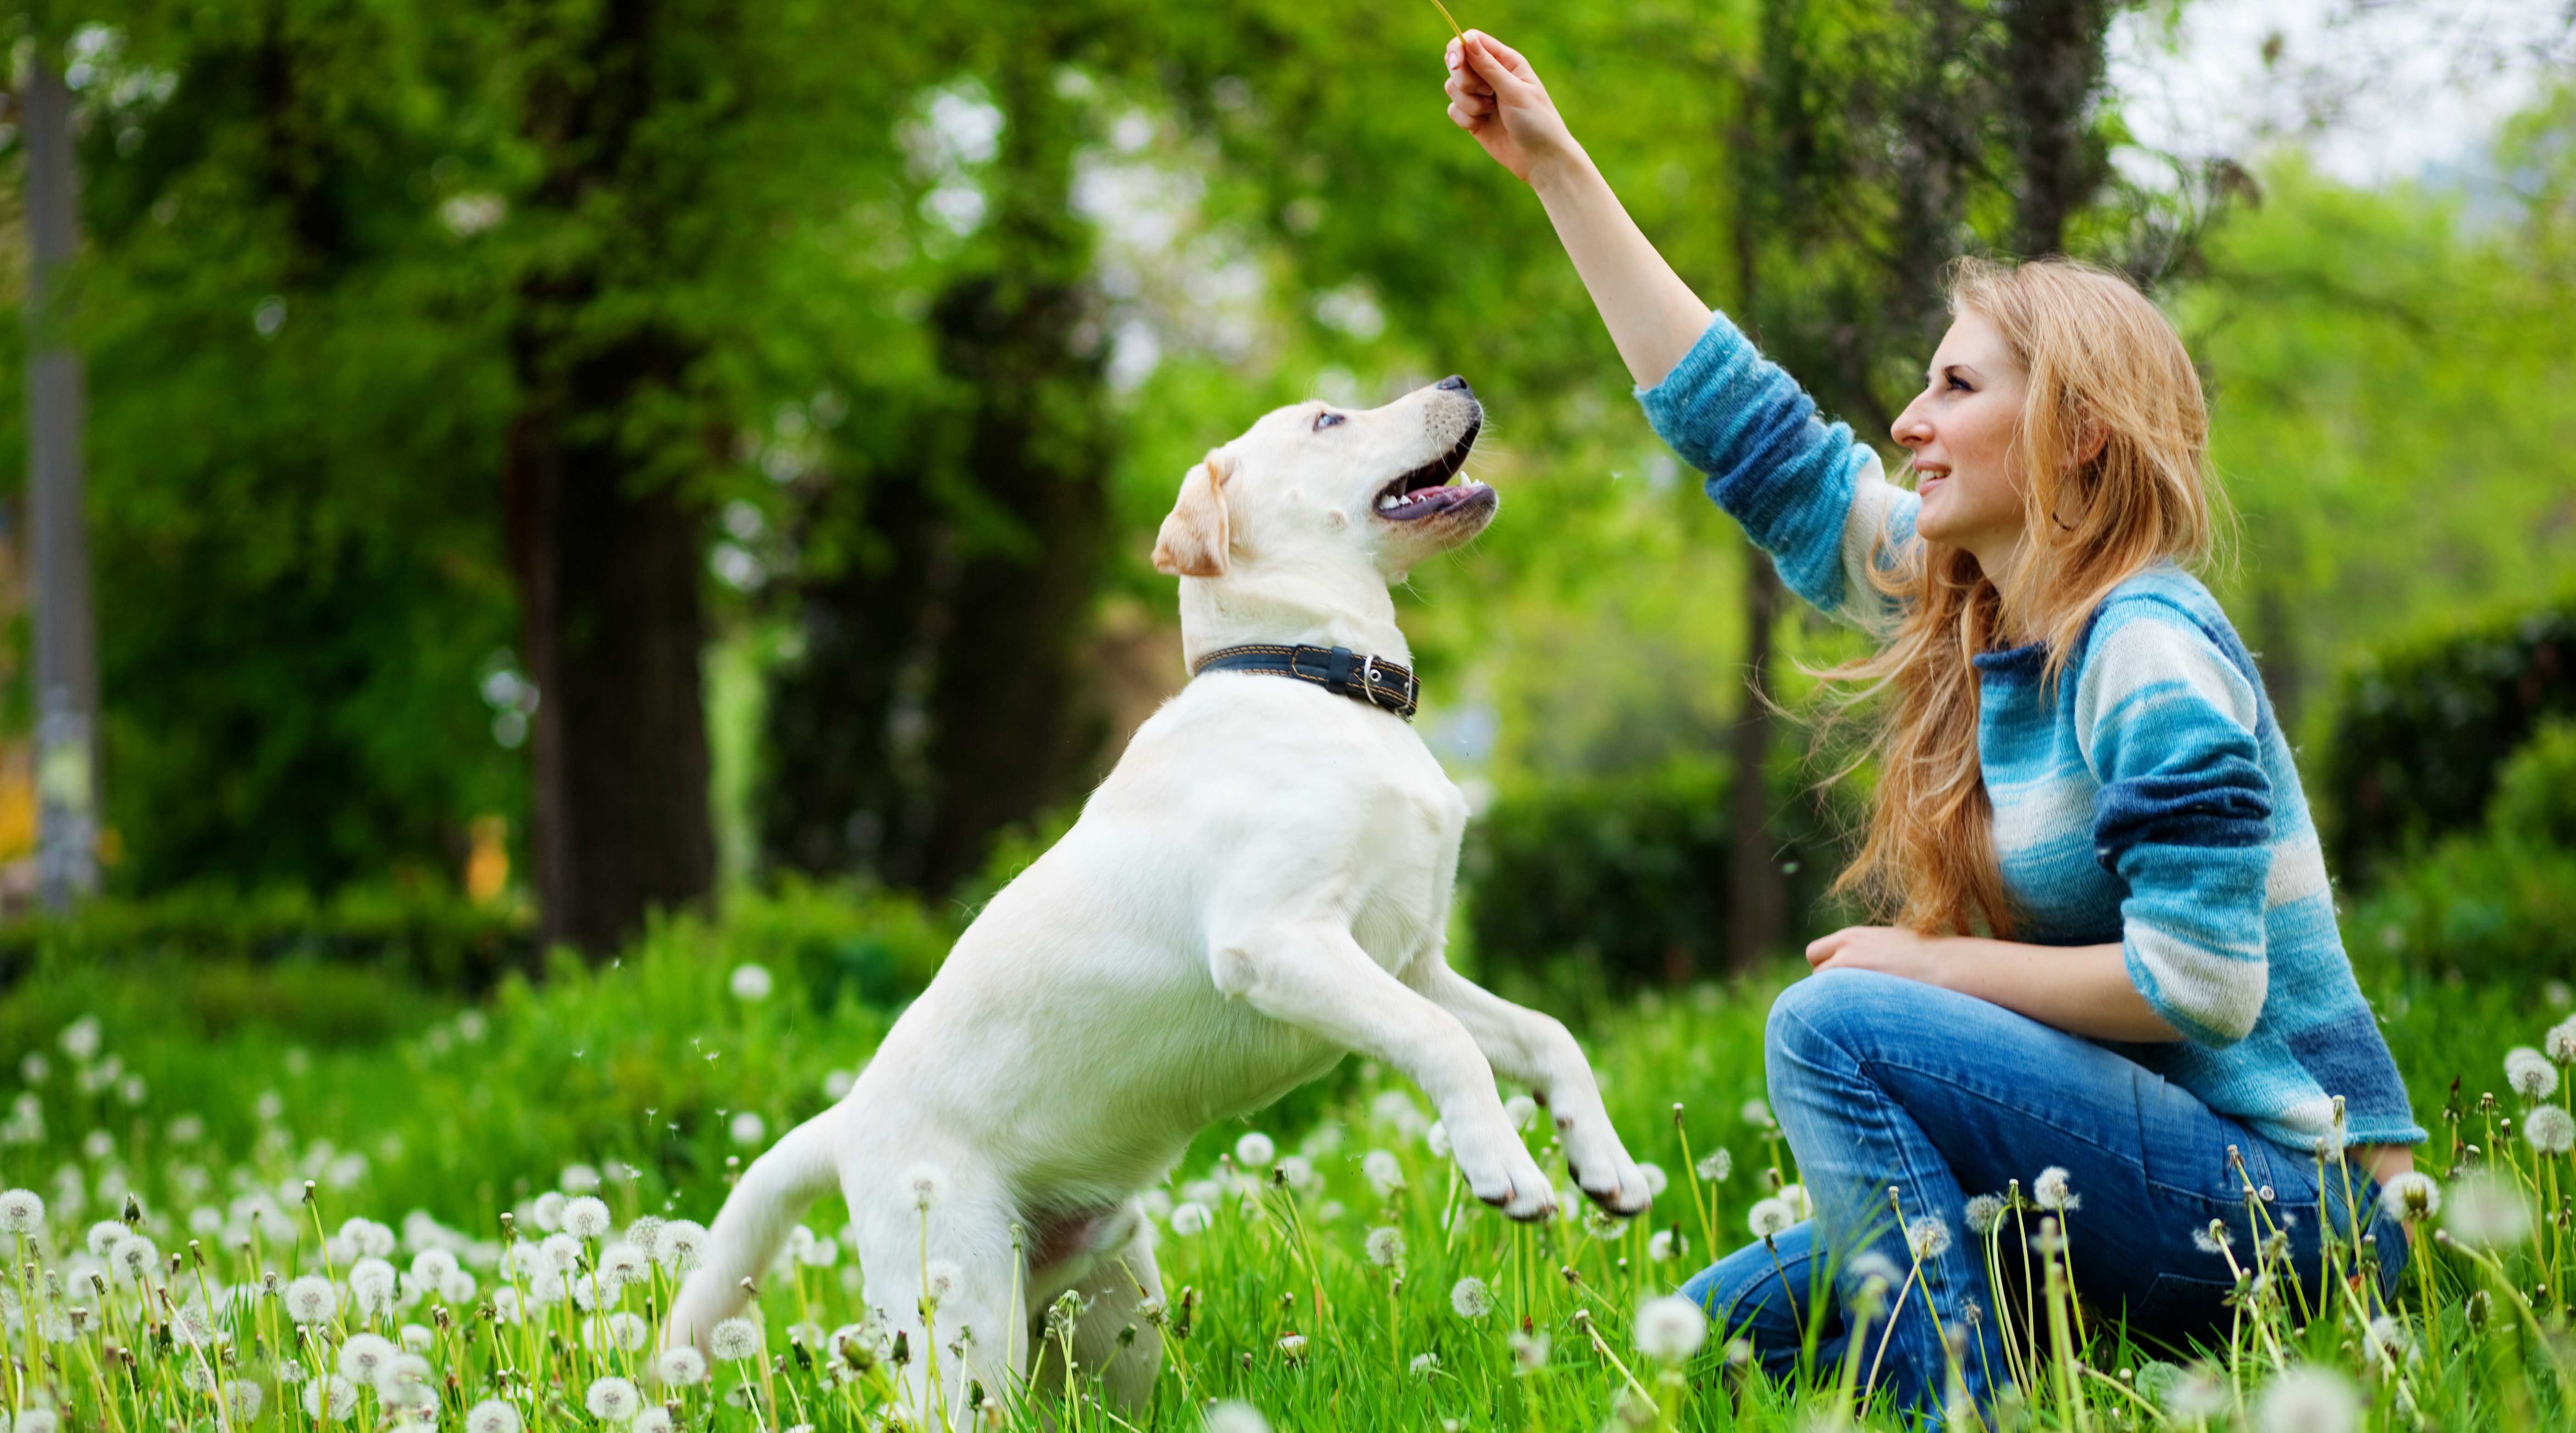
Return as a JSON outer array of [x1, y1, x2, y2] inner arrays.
[[655, 1219, 709, 1273], [1849, 1250, 1902, 1294], [467, 1400, 525, 1433], [2192, 1219, 2236, 1255], [338, 1332, 399, 1385], [284, 1274, 338, 1323], [1964, 1194, 2006, 1235], [1503, 1094, 1538, 1131], [563, 1195, 613, 1239], [0, 1189, 45, 1233], [2379, 1171, 2441, 1224], [1425, 1121, 1451, 1158], [1170, 1201, 1212, 1236], [1511, 1329, 1551, 1372], [1583, 1205, 1624, 1240], [2524, 1104, 2575, 1154], [728, 1111, 766, 1147], [711, 1315, 764, 1361], [1204, 1401, 1271, 1433], [1648, 1228, 1679, 1262], [532, 1192, 568, 1232], [1634, 1294, 1708, 1362], [1695, 1149, 1732, 1182], [2444, 1171, 2534, 1250], [349, 1255, 399, 1311], [2365, 1314, 2419, 1366], [1637, 1163, 1669, 1197], [632, 1410, 673, 1433], [1907, 1216, 1953, 1261], [2254, 1365, 2359, 1433], [1362, 1150, 1404, 1192], [303, 1374, 360, 1421], [2033, 1166, 2077, 1211], [656, 1344, 708, 1387], [400, 1323, 434, 1352], [12, 1413, 52, 1433], [625, 1215, 666, 1260], [902, 1165, 946, 1211], [584, 1375, 642, 1423], [1364, 1225, 1405, 1268], [1777, 1183, 1813, 1219], [729, 963, 774, 1002], [2546, 1016, 2576, 1066], [1409, 1351, 1441, 1377], [1748, 1197, 1795, 1239], [1449, 1275, 1493, 1319], [2506, 1046, 2558, 1100], [1233, 1132, 1275, 1167], [411, 1248, 461, 1285], [85, 1220, 128, 1259], [440, 1268, 478, 1304], [222, 1381, 265, 1420], [1276, 1332, 1308, 1360], [600, 1241, 650, 1287]]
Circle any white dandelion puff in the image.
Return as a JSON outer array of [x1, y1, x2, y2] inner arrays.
[[903, 1165, 946, 1211], [1695, 1149, 1732, 1182], [1233, 1132, 1275, 1167], [1450, 1276, 1492, 1319], [1503, 1094, 1538, 1131], [439, 1268, 478, 1304], [1511, 1329, 1551, 1372], [2507, 1046, 2559, 1100], [729, 963, 774, 1002], [655, 1219, 709, 1273], [303, 1374, 360, 1421], [2193, 1220, 2236, 1255], [411, 1248, 460, 1285], [1426, 1121, 1451, 1158], [2033, 1167, 2079, 1212], [85, 1220, 128, 1259], [284, 1274, 339, 1323], [275, 1359, 311, 1387], [0, 1189, 44, 1233], [711, 1316, 764, 1361], [467, 1400, 524, 1433], [1777, 1183, 1814, 1219], [13, 1413, 54, 1433], [1364, 1226, 1406, 1268], [2525, 1104, 2576, 1155], [562, 1195, 613, 1240], [222, 1381, 265, 1420], [2545, 1016, 2576, 1066], [631, 1411, 673, 1433], [532, 1193, 567, 1232], [1635, 1295, 1708, 1362], [625, 1215, 666, 1260], [1409, 1351, 1441, 1377], [1170, 1201, 1212, 1236], [2445, 1171, 2534, 1250], [2254, 1365, 2359, 1433], [1204, 1401, 1271, 1433], [595, 1312, 650, 1351], [111, 1233, 160, 1283], [1849, 1250, 1903, 1293], [584, 1375, 642, 1423], [656, 1344, 708, 1387], [2379, 1172, 2441, 1223], [338, 1332, 399, 1385], [1964, 1194, 2006, 1235], [1748, 1198, 1795, 1239], [348, 1256, 399, 1312], [400, 1323, 434, 1352], [1907, 1216, 1953, 1261], [2365, 1314, 2419, 1366], [1362, 1150, 1404, 1193], [728, 1111, 766, 1147], [1648, 1228, 1680, 1262]]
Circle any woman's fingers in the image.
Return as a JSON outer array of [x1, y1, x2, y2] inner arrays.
[[1457, 33, 1527, 97], [1464, 29, 1538, 83], [1445, 100, 1478, 132]]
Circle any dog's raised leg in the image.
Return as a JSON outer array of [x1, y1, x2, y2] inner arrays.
[[843, 1158, 1028, 1427], [1212, 918, 1557, 1220], [1410, 961, 1653, 1216]]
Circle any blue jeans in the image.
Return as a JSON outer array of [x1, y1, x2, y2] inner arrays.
[[1681, 969, 2408, 1417]]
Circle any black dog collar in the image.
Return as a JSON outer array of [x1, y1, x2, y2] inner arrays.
[[1189, 643, 1421, 720]]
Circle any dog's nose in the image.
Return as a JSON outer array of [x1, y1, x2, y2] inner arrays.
[[1435, 374, 1473, 396]]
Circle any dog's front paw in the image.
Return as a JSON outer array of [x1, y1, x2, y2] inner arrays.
[[1449, 1118, 1558, 1223], [1551, 1097, 1652, 1218]]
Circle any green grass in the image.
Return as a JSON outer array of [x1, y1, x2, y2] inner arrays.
[[0, 897, 2571, 1432]]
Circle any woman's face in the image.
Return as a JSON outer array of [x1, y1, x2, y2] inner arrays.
[[1891, 310, 2027, 572]]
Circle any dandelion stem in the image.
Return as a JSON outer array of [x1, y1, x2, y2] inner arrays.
[[1426, 0, 1466, 42]]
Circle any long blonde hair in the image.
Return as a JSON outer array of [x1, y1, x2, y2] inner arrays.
[[1819, 256, 2220, 937]]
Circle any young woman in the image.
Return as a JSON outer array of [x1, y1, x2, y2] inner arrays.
[[1441, 29, 2422, 1414]]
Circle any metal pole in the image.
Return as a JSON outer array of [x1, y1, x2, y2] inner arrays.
[[25, 54, 100, 908]]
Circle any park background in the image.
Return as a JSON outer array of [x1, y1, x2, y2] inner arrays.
[[1, 1, 2576, 1430]]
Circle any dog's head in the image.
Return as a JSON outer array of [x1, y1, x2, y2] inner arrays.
[[1151, 376, 1494, 584]]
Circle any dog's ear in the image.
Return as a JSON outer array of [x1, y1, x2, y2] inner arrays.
[[1151, 448, 1236, 578]]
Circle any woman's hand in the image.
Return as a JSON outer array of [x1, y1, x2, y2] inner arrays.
[[1805, 925, 1950, 984], [1444, 30, 1579, 185]]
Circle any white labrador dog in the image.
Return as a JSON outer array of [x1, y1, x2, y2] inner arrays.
[[665, 377, 1649, 1418]]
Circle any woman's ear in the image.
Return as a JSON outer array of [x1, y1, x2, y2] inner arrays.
[[1152, 447, 1237, 578]]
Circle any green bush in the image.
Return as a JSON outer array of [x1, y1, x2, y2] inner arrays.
[[2342, 731, 2576, 983], [1461, 757, 1847, 995], [2317, 593, 2576, 888]]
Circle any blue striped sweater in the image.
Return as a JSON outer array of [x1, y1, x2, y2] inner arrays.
[[1638, 310, 2423, 1151]]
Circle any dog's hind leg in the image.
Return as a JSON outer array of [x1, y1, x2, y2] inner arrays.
[[1025, 1204, 1164, 1411], [843, 1155, 1027, 1427], [665, 1103, 848, 1350]]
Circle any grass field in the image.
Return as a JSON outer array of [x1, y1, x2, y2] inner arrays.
[[1, 898, 2571, 1432]]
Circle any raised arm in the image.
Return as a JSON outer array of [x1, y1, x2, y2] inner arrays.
[[1443, 32, 1708, 389]]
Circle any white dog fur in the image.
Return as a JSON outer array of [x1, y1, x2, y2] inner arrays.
[[663, 378, 1650, 1420]]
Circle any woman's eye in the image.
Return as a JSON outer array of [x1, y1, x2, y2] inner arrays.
[[1946, 376, 1971, 393], [1312, 411, 1345, 431]]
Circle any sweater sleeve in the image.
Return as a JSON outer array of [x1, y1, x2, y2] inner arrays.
[[1634, 310, 1919, 636], [2075, 600, 2275, 1047]]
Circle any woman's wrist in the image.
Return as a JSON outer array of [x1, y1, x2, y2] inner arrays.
[[1525, 143, 1598, 203]]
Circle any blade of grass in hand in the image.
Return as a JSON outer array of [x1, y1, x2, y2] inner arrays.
[[1428, 1, 1465, 41]]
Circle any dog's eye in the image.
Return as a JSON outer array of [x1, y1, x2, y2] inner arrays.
[[1312, 411, 1345, 432]]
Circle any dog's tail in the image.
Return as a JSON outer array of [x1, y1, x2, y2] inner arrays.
[[663, 1105, 843, 1349]]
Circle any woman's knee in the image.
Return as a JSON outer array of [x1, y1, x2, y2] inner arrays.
[[1765, 968, 1914, 1069], [1683, 1223, 1819, 1346]]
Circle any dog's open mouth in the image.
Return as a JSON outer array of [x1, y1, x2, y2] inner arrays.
[[1371, 418, 1488, 522]]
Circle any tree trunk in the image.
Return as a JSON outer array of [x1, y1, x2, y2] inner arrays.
[[1999, 0, 2112, 258], [505, 0, 719, 954], [1727, 558, 1787, 970]]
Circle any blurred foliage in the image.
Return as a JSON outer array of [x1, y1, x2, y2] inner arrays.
[[2343, 726, 2576, 985], [2314, 590, 2576, 889], [1463, 755, 1851, 1000]]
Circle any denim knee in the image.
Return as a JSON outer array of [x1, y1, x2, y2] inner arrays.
[[1765, 968, 1911, 1076]]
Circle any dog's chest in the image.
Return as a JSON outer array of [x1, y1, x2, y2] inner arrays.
[[1345, 760, 1470, 973]]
